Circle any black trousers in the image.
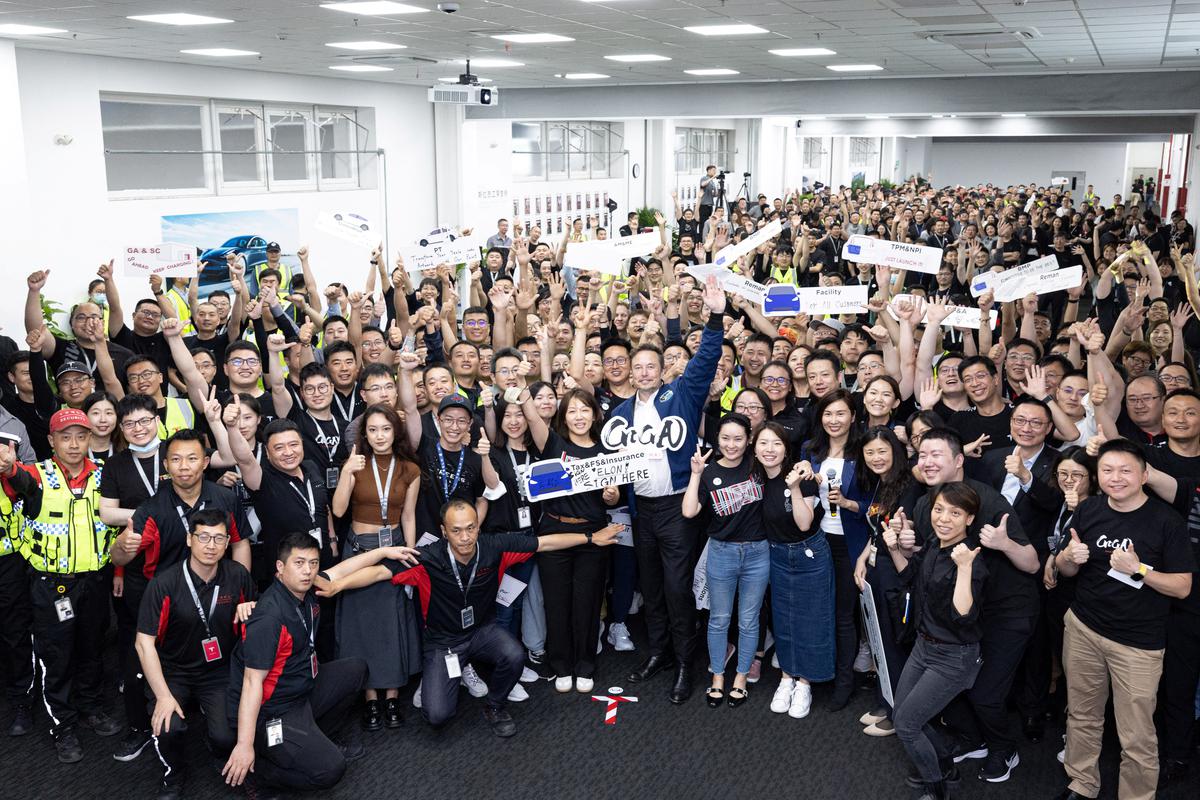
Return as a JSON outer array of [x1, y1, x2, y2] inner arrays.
[[253, 657, 366, 792], [149, 672, 234, 785], [539, 543, 608, 679], [828, 534, 859, 695], [420, 623, 525, 727], [0, 554, 32, 704], [943, 613, 1036, 756], [30, 571, 109, 734], [117, 586, 152, 732], [1014, 588, 1053, 719], [1158, 608, 1200, 762], [698, 203, 714, 233], [632, 494, 699, 664]]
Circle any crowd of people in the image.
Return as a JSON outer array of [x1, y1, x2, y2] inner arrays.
[[0, 172, 1197, 800]]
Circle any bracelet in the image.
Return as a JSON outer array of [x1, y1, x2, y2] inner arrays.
[[1066, 298, 1079, 304], [153, 290, 164, 297]]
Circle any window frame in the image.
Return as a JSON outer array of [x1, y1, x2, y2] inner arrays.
[[512, 120, 620, 182], [100, 93, 215, 199]]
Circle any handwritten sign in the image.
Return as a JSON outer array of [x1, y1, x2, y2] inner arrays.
[[887, 294, 999, 330], [399, 230, 486, 274], [525, 449, 656, 503], [687, 263, 767, 305], [563, 232, 660, 275], [843, 235, 943, 274], [123, 244, 197, 278], [314, 211, 378, 249], [969, 253, 1057, 298], [711, 219, 784, 269], [763, 284, 869, 317]]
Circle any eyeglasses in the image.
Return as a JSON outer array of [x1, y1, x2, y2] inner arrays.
[[1006, 353, 1036, 364], [1012, 416, 1047, 429], [603, 357, 628, 367], [762, 376, 789, 387], [136, 308, 162, 318], [120, 417, 156, 431], [1123, 355, 1152, 368], [1162, 374, 1190, 386], [58, 376, 92, 389], [1127, 394, 1162, 406], [302, 384, 332, 395], [961, 374, 991, 385], [127, 369, 160, 382], [73, 314, 102, 323], [495, 367, 518, 377], [464, 320, 489, 329], [440, 417, 472, 429], [735, 404, 764, 414], [228, 357, 260, 368], [361, 340, 385, 350], [190, 532, 229, 545], [363, 383, 394, 394]]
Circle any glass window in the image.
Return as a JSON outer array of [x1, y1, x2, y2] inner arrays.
[[512, 122, 544, 180], [513, 121, 621, 182], [216, 107, 263, 185], [317, 109, 358, 183], [674, 126, 733, 176], [589, 124, 610, 178], [101, 99, 208, 192], [547, 123, 567, 178], [568, 125, 587, 179], [267, 108, 313, 183]]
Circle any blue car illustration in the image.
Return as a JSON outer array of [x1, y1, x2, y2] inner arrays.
[[526, 460, 573, 500], [764, 284, 801, 316]]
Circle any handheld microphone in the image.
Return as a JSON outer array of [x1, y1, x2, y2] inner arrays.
[[827, 468, 840, 518]]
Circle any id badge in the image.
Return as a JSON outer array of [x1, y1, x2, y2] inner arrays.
[[311, 652, 319, 678], [266, 718, 283, 747], [325, 467, 339, 488], [54, 597, 74, 623], [308, 528, 322, 545], [202, 636, 222, 663], [445, 652, 462, 679], [517, 507, 532, 529], [868, 545, 878, 568], [377, 527, 393, 549], [460, 605, 475, 629]]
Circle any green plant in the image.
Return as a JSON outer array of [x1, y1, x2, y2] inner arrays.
[[879, 178, 896, 190], [850, 176, 867, 190], [636, 207, 662, 230], [40, 296, 69, 338]]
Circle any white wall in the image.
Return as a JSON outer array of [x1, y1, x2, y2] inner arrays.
[[929, 139, 1129, 194], [10, 49, 436, 333]]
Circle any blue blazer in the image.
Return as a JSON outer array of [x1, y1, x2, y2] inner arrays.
[[804, 454, 871, 561]]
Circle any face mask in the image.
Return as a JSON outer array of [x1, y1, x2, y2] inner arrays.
[[91, 293, 107, 307], [128, 439, 159, 454]]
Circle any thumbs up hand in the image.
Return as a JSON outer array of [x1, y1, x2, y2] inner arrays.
[[1109, 541, 1140, 576], [979, 513, 1010, 551], [1064, 528, 1090, 565], [474, 431, 491, 458], [344, 446, 366, 475], [951, 543, 981, 568], [1004, 446, 1029, 482]]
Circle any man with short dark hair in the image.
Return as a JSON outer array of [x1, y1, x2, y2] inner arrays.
[[949, 356, 1013, 456]]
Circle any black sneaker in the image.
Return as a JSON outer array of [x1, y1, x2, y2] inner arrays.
[[949, 737, 988, 763], [906, 765, 961, 789], [156, 779, 182, 800], [80, 711, 122, 737], [113, 727, 151, 761], [526, 650, 554, 680], [383, 698, 403, 729], [55, 727, 83, 764], [7, 703, 32, 737], [482, 705, 516, 738], [361, 699, 382, 732], [338, 740, 366, 763], [978, 750, 1019, 783]]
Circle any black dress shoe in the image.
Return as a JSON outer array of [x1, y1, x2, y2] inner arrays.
[[156, 779, 182, 800], [54, 727, 83, 764], [627, 654, 675, 683], [1023, 715, 1045, 743], [6, 703, 32, 737], [825, 686, 853, 712], [362, 699, 382, 731], [668, 665, 693, 705], [383, 698, 403, 729]]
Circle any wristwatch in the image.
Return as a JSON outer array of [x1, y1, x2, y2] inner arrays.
[[584, 531, 594, 543], [1130, 563, 1149, 582]]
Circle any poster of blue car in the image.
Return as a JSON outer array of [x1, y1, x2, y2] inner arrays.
[[160, 208, 300, 298]]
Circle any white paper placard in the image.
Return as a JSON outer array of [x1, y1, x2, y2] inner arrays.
[[607, 510, 634, 547], [763, 284, 868, 316], [416, 532, 439, 547], [686, 263, 767, 305], [692, 539, 710, 611], [860, 581, 894, 708], [969, 253, 1058, 298], [314, 211, 378, 249], [496, 574, 528, 607], [400, 232, 485, 274], [123, 244, 197, 278], [711, 219, 784, 270], [843, 235, 943, 274], [563, 231, 660, 276], [887, 294, 999, 330], [996, 264, 1083, 302], [525, 448, 656, 502]]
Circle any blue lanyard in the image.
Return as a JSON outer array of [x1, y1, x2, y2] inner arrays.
[[436, 443, 465, 498]]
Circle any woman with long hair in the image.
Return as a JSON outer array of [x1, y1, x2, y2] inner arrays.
[[851, 426, 924, 736], [799, 389, 863, 710], [522, 387, 620, 694], [862, 375, 902, 430], [332, 403, 423, 731], [787, 344, 813, 404], [762, 360, 808, 447], [754, 422, 831, 719], [683, 414, 768, 709], [83, 390, 121, 462]]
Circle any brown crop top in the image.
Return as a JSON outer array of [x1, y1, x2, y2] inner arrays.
[[350, 454, 420, 527]]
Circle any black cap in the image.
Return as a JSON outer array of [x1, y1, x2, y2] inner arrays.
[[437, 395, 472, 416], [266, 241, 281, 252], [55, 361, 90, 379]]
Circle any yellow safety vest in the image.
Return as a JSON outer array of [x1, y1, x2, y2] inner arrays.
[[720, 375, 743, 413], [162, 287, 194, 336], [0, 490, 19, 557], [13, 460, 114, 574], [156, 397, 197, 440], [769, 265, 797, 286]]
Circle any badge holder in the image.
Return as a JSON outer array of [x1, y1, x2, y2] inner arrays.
[[445, 652, 462, 679], [460, 605, 475, 629], [517, 507, 532, 529], [54, 597, 75, 623], [266, 718, 284, 747], [326, 467, 339, 488], [377, 527, 393, 549], [202, 636, 222, 663]]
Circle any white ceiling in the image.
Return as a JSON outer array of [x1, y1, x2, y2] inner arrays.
[[3, 0, 1200, 89]]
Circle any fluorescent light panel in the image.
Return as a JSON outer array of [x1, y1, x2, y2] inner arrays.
[[685, 68, 739, 76], [330, 64, 393, 72], [685, 24, 769, 36], [181, 48, 259, 57], [769, 48, 836, 56], [827, 64, 882, 72], [1001, 113, 1027, 117], [326, 41, 407, 51], [491, 33, 573, 43], [0, 23, 67, 35], [127, 13, 233, 25], [565, 73, 609, 79], [320, 2, 429, 14], [604, 54, 670, 62]]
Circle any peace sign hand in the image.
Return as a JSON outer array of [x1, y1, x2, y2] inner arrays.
[[690, 444, 713, 475]]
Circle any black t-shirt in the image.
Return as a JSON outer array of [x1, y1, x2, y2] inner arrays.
[[247, 460, 329, 561], [1116, 414, 1169, 453], [677, 217, 701, 241], [416, 433, 486, 538], [1165, 478, 1200, 615], [388, 533, 537, 646], [540, 431, 608, 525], [1070, 495, 1195, 648], [227, 579, 321, 720], [132, 480, 249, 583], [1146, 446, 1200, 480], [100, 446, 170, 509], [329, 388, 361, 430], [48, 335, 134, 384], [112, 324, 172, 376], [484, 443, 541, 534], [698, 459, 765, 542], [285, 405, 344, 477], [760, 474, 822, 544], [137, 559, 256, 678], [947, 406, 1013, 456]]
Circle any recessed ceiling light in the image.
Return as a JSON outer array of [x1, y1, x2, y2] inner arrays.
[[685, 24, 769, 36], [1001, 113, 1027, 118], [454, 58, 524, 67], [0, 23, 68, 35], [768, 48, 836, 57], [491, 33, 574, 43], [930, 114, 944, 119], [604, 54, 671, 63], [127, 13, 234, 26], [564, 73, 609, 79], [439, 76, 492, 83], [864, 114, 889, 119], [684, 68, 740, 76], [181, 48, 259, 57], [320, 2, 429, 14], [827, 64, 883, 72], [326, 41, 407, 51], [329, 64, 394, 72]]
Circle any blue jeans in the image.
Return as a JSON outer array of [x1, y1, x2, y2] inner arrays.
[[521, 564, 546, 653], [705, 539, 770, 675], [769, 535, 835, 682]]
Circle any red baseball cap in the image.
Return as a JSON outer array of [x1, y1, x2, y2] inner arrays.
[[50, 408, 91, 433]]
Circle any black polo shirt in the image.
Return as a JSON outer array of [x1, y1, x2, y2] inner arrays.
[[48, 334, 134, 383], [132, 480, 249, 582], [285, 404, 344, 477], [388, 533, 537, 646], [137, 559, 256, 678], [227, 578, 321, 720], [247, 459, 329, 561], [415, 433, 486, 539]]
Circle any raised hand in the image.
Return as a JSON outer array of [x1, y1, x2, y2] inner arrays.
[[344, 446, 367, 475], [690, 444, 713, 474], [474, 431, 491, 458], [26, 269, 50, 292], [979, 513, 1011, 550], [918, 376, 942, 411], [1019, 363, 1047, 400], [201, 386, 223, 423], [97, 260, 113, 281], [222, 394, 242, 429], [964, 434, 990, 458], [265, 333, 292, 353], [701, 274, 727, 314], [1063, 528, 1090, 565], [1109, 540, 1140, 575], [1064, 485, 1079, 511], [951, 542, 981, 568]]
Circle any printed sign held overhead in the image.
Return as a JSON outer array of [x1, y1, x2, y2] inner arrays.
[[314, 211, 378, 249], [887, 294, 999, 330], [843, 235, 943, 274], [399, 227, 485, 273], [969, 253, 1058, 298], [711, 219, 784, 269], [563, 231, 660, 276], [686, 263, 766, 305], [123, 244, 197, 278], [762, 284, 869, 317]]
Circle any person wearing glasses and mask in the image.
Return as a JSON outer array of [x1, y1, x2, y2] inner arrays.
[[122, 355, 195, 440]]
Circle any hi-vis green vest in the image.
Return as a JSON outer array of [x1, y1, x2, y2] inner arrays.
[[0, 490, 19, 557], [156, 397, 196, 440], [14, 460, 114, 574]]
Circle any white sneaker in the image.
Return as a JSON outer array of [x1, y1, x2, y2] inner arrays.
[[412, 681, 422, 709], [519, 666, 539, 684], [461, 665, 488, 698], [506, 683, 529, 702], [853, 640, 874, 673], [554, 676, 574, 693], [788, 681, 812, 719], [575, 677, 594, 693], [606, 622, 635, 652], [770, 677, 796, 714]]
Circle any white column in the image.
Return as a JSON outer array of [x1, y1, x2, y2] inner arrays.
[[433, 103, 464, 224], [0, 41, 33, 333]]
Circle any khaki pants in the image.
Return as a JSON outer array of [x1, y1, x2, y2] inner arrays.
[[1062, 610, 1164, 800]]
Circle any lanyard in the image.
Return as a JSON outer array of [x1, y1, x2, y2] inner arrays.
[[294, 602, 316, 651], [289, 478, 316, 525], [447, 542, 478, 599], [89, 445, 113, 462], [371, 456, 396, 522], [436, 442, 465, 499], [507, 446, 529, 500], [333, 390, 357, 422], [181, 563, 220, 639], [176, 499, 205, 531], [134, 450, 160, 497], [80, 348, 96, 375]]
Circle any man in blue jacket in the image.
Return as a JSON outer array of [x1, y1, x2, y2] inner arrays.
[[607, 274, 727, 704]]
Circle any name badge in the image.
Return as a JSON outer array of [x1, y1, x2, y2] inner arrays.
[[517, 507, 532, 529], [377, 527, 393, 549], [445, 652, 462, 679], [326, 467, 339, 488], [202, 636, 222, 663], [308, 528, 322, 545], [54, 597, 75, 623], [460, 605, 475, 629], [266, 718, 284, 747], [311, 652, 319, 678]]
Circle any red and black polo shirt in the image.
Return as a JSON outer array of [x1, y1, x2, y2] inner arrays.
[[136, 559, 256, 678], [133, 480, 249, 581], [226, 578, 320, 722], [388, 533, 536, 647]]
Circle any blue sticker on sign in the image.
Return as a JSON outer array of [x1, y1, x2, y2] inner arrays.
[[846, 244, 861, 255], [526, 461, 573, 500], [763, 285, 801, 316]]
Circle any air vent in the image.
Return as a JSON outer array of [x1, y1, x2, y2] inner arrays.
[[924, 27, 1042, 48]]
